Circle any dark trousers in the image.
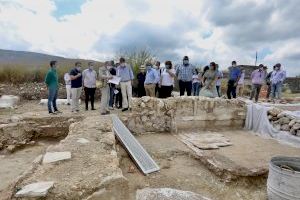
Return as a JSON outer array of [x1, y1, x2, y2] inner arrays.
[[84, 87, 96, 109], [250, 84, 262, 102], [227, 80, 237, 99], [137, 84, 146, 97], [115, 88, 122, 108], [179, 80, 192, 96], [48, 88, 58, 113], [109, 85, 115, 107], [160, 85, 173, 98], [155, 83, 160, 97], [216, 85, 221, 97]]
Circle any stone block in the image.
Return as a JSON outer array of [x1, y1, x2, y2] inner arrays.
[[136, 188, 211, 200], [43, 151, 71, 164], [15, 181, 54, 198]]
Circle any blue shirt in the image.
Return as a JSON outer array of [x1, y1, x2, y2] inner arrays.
[[176, 64, 196, 82], [144, 68, 159, 84], [117, 65, 134, 82], [70, 68, 82, 88], [229, 66, 241, 81]]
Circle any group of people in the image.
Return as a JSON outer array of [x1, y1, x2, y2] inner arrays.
[[45, 56, 287, 115]]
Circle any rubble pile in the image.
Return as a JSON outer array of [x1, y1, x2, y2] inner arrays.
[[0, 83, 101, 100], [268, 108, 300, 136]]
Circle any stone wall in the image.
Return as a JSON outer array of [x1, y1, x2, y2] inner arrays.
[[285, 77, 300, 93], [121, 96, 246, 134]]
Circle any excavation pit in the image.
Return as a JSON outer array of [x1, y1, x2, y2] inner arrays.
[[0, 97, 299, 200]]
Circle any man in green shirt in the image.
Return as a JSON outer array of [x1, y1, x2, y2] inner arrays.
[[45, 60, 61, 114]]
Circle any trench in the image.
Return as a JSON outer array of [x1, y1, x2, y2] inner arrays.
[[0, 116, 79, 192], [116, 133, 267, 200]]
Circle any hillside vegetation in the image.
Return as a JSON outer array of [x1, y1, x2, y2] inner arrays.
[[0, 49, 103, 84]]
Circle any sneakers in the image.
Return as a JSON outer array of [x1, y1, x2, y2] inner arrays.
[[122, 108, 129, 112], [108, 106, 114, 110], [49, 112, 57, 115], [91, 108, 97, 110]]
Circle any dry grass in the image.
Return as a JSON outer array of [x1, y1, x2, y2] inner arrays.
[[0, 61, 103, 84]]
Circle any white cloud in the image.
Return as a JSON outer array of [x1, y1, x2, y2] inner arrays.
[[0, 0, 299, 76]]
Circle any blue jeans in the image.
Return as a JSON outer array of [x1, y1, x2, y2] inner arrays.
[[192, 82, 200, 96], [271, 82, 283, 99], [48, 88, 58, 113]]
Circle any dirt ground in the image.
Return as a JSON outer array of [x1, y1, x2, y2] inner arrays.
[[209, 130, 300, 169], [1, 101, 300, 200], [0, 139, 59, 192], [118, 133, 267, 200]]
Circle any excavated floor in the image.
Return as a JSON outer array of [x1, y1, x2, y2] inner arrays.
[[118, 133, 267, 200], [0, 101, 299, 200], [0, 138, 59, 192]]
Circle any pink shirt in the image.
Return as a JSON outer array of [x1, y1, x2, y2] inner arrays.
[[251, 69, 266, 85]]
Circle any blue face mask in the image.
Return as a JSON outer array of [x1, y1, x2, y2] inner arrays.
[[183, 60, 189, 65]]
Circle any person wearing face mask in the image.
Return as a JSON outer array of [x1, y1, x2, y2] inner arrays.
[[144, 62, 159, 97], [265, 65, 275, 99], [250, 64, 267, 102], [70, 62, 83, 113], [199, 62, 218, 98], [82, 61, 97, 111], [176, 56, 196, 96], [270, 63, 286, 101], [117, 57, 134, 112], [99, 61, 113, 115], [236, 69, 245, 97], [45, 60, 61, 114], [160, 61, 176, 98], [226, 61, 241, 99], [215, 64, 223, 97], [154, 61, 161, 97], [137, 65, 146, 97]]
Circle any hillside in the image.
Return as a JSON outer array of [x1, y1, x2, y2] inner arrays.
[[0, 49, 102, 68], [0, 49, 103, 84]]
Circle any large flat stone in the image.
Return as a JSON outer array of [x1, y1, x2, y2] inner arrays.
[[136, 188, 211, 200], [181, 132, 232, 150], [42, 151, 71, 164], [15, 181, 54, 197]]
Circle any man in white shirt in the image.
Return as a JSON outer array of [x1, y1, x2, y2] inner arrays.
[[160, 61, 176, 98], [82, 62, 97, 110], [64, 72, 71, 105]]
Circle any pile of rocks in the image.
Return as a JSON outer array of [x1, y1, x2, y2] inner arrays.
[[0, 83, 101, 100], [268, 108, 300, 136]]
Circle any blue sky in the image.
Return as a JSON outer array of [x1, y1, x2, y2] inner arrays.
[[0, 0, 300, 76], [52, 0, 85, 18]]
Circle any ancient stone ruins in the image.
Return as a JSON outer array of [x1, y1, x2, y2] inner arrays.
[[0, 96, 300, 200]]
